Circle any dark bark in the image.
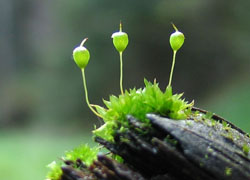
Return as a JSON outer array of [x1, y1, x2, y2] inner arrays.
[[61, 108, 250, 180]]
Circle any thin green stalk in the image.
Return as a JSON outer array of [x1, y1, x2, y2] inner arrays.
[[168, 50, 177, 87], [81, 68, 102, 118], [119, 52, 124, 95]]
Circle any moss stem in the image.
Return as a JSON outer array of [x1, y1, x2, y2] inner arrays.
[[81, 68, 102, 118], [168, 50, 177, 87], [119, 52, 124, 95]]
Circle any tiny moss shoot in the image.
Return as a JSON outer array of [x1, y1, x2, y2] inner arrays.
[[225, 167, 232, 176], [46, 144, 98, 180], [64, 144, 99, 166], [46, 161, 62, 180], [111, 22, 129, 95], [243, 144, 250, 155], [168, 23, 185, 87], [73, 38, 102, 118]]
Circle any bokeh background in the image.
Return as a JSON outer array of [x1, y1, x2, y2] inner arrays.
[[1, 0, 250, 179]]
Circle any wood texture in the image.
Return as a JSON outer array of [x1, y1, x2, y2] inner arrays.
[[61, 108, 250, 180]]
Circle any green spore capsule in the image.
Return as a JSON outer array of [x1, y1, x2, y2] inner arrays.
[[111, 22, 129, 53], [169, 23, 185, 52], [73, 38, 90, 69], [72, 38, 102, 118], [167, 23, 185, 87]]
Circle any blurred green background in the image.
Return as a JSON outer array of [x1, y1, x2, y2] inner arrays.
[[1, 0, 250, 179]]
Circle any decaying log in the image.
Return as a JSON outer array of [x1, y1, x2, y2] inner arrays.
[[61, 108, 250, 180]]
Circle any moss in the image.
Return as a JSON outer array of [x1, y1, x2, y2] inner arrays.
[[207, 147, 213, 153], [112, 154, 124, 163], [242, 144, 250, 156], [221, 132, 234, 141], [204, 154, 209, 159], [47, 23, 245, 179], [208, 131, 213, 137], [204, 119, 212, 127], [225, 167, 232, 176], [222, 121, 231, 131], [164, 134, 178, 146], [210, 119, 216, 127], [204, 111, 214, 120], [46, 161, 63, 180], [185, 120, 193, 127], [93, 79, 193, 141], [64, 144, 99, 166], [46, 144, 99, 180], [45, 79, 193, 179]]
